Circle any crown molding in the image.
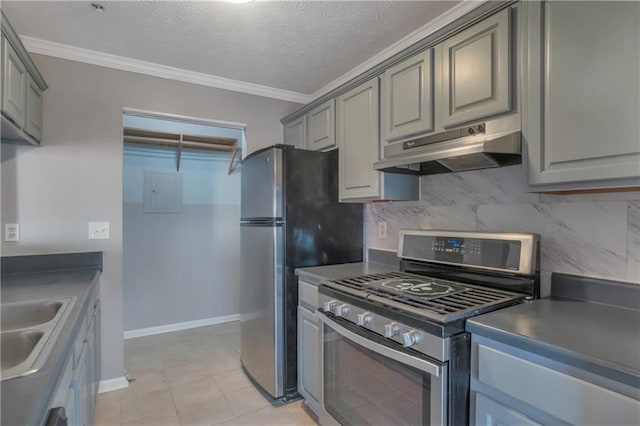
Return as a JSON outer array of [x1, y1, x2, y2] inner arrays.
[[20, 36, 312, 105], [310, 0, 485, 100]]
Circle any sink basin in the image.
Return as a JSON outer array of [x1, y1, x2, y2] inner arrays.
[[1, 330, 45, 370], [1, 300, 64, 332], [0, 297, 76, 381]]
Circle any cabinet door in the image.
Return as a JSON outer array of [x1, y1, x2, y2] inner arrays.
[[475, 393, 541, 426], [25, 74, 42, 141], [337, 77, 380, 200], [284, 115, 306, 149], [523, 1, 640, 186], [297, 306, 320, 414], [381, 49, 434, 142], [65, 381, 78, 426], [1, 38, 27, 127], [93, 300, 101, 398], [75, 344, 89, 426], [441, 8, 511, 127], [306, 99, 336, 151]]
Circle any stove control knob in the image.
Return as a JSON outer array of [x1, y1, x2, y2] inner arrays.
[[402, 331, 419, 348], [356, 312, 372, 326], [334, 304, 350, 317], [323, 300, 337, 313], [383, 323, 399, 338]]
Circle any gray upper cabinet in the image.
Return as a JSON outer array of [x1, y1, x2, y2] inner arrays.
[[1, 12, 47, 145], [337, 78, 381, 200], [2, 37, 27, 128], [381, 49, 434, 143], [306, 99, 335, 151], [441, 8, 512, 128], [25, 74, 43, 141], [284, 115, 306, 149], [523, 1, 640, 188], [337, 78, 418, 202]]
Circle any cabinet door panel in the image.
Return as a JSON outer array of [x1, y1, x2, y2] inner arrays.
[[297, 306, 320, 414], [442, 8, 511, 127], [337, 78, 380, 200], [307, 99, 335, 151], [2, 38, 27, 127], [475, 393, 541, 426], [524, 1, 640, 186], [284, 116, 306, 149], [382, 49, 434, 142], [25, 74, 42, 141]]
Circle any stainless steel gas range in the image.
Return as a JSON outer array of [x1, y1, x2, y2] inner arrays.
[[317, 230, 540, 426]]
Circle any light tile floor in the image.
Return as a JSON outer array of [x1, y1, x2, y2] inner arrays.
[[94, 322, 318, 426]]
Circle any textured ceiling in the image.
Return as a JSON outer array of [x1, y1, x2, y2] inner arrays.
[[2, 1, 460, 95]]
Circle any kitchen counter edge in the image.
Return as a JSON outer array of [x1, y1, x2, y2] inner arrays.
[[1, 265, 101, 426]]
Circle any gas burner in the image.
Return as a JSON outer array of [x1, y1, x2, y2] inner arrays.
[[380, 278, 458, 298]]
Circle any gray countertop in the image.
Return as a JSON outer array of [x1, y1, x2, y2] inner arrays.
[[466, 297, 640, 388], [1, 267, 100, 426], [295, 261, 398, 285]]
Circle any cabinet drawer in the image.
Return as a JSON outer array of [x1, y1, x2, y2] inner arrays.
[[477, 344, 640, 425], [298, 280, 318, 311]]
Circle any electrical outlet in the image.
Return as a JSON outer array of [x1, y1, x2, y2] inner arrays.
[[88, 221, 110, 240], [377, 221, 387, 240], [4, 223, 19, 242]]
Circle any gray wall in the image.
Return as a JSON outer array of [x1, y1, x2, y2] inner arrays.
[[366, 165, 640, 294], [0, 54, 300, 382], [123, 145, 240, 331]]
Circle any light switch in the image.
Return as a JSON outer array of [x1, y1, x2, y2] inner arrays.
[[89, 222, 110, 240]]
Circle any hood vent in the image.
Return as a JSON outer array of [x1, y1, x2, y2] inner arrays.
[[374, 122, 522, 176]]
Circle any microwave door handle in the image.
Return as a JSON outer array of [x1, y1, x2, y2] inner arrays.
[[319, 313, 443, 377]]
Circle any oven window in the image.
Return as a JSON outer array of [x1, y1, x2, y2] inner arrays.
[[324, 324, 433, 425]]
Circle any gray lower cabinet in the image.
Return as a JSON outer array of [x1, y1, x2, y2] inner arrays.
[[522, 1, 640, 188], [337, 77, 418, 201], [306, 99, 335, 151], [381, 49, 434, 143], [471, 336, 640, 426], [1, 37, 27, 128], [284, 115, 306, 149], [440, 7, 512, 128], [49, 287, 101, 426], [297, 280, 320, 415], [475, 393, 541, 426]]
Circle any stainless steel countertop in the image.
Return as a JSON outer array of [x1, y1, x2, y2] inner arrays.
[[1, 268, 100, 426], [295, 261, 398, 286], [466, 297, 640, 388]]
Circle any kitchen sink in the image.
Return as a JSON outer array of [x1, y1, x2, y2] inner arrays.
[[1, 330, 45, 370], [0, 297, 76, 381], [1, 300, 65, 332]]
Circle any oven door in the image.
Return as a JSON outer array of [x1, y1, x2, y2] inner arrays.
[[318, 311, 447, 426]]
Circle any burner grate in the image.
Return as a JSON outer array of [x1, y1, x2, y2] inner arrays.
[[370, 286, 523, 322], [323, 272, 524, 323], [332, 272, 410, 289]]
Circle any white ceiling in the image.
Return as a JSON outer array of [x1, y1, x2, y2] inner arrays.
[[2, 1, 461, 98]]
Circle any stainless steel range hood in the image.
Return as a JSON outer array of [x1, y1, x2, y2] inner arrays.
[[374, 119, 522, 176]]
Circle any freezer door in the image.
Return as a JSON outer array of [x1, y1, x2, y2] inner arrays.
[[239, 222, 285, 398], [241, 147, 283, 220]]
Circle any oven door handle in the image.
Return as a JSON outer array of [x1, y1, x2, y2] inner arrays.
[[319, 312, 443, 378]]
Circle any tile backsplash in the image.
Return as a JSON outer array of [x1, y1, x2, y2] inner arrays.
[[365, 165, 639, 294]]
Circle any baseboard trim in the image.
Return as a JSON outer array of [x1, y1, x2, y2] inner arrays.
[[123, 314, 241, 339], [98, 376, 129, 394]]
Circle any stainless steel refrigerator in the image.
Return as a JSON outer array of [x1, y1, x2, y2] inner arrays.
[[240, 145, 363, 401]]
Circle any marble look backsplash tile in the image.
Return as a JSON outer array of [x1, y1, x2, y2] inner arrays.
[[477, 202, 627, 280], [419, 165, 539, 206], [364, 165, 639, 287]]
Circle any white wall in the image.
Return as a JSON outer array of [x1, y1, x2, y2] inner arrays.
[[0, 54, 300, 382], [365, 165, 640, 294], [123, 143, 241, 331]]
